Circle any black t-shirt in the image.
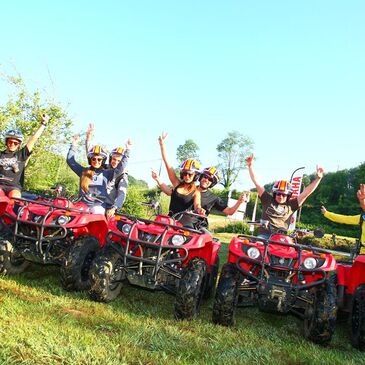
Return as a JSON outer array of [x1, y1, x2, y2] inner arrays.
[[0, 147, 31, 189], [189, 190, 227, 229], [201, 190, 227, 214]]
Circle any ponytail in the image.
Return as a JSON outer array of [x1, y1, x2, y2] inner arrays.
[[80, 168, 94, 193]]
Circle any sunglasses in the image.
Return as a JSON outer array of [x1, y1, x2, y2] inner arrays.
[[91, 157, 103, 162], [182, 171, 194, 177], [276, 192, 288, 197], [202, 174, 214, 182], [7, 140, 20, 146]]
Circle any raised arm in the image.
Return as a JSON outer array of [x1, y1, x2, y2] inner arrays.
[[85, 123, 94, 156], [297, 166, 324, 207], [26, 113, 49, 152], [246, 154, 265, 197], [67, 135, 85, 176], [357, 183, 365, 211], [113, 139, 132, 176], [158, 132, 180, 188], [151, 169, 172, 196], [321, 205, 360, 225], [223, 191, 250, 216]]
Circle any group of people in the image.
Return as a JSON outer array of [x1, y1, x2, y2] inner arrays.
[[0, 117, 132, 219], [151, 132, 365, 244], [151, 131, 325, 233], [151, 132, 249, 228], [67, 123, 132, 217], [1, 119, 364, 242]]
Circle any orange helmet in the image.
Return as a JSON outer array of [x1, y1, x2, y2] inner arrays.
[[180, 159, 200, 181], [87, 145, 108, 164], [272, 180, 293, 196], [200, 166, 220, 188]]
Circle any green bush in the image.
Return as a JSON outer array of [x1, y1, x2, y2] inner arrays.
[[119, 186, 146, 217], [215, 221, 251, 234]]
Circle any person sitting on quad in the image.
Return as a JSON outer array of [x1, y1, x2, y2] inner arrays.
[[67, 134, 132, 215], [152, 165, 250, 229], [156, 132, 203, 226], [246, 154, 324, 238], [321, 183, 365, 253], [85, 123, 129, 218], [0, 113, 49, 198]]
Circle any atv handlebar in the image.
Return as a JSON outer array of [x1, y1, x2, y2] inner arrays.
[[247, 220, 324, 238]]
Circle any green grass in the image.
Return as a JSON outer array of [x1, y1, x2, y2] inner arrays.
[[0, 216, 364, 364]]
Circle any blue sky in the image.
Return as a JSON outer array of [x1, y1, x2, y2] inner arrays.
[[1, 1, 364, 190]]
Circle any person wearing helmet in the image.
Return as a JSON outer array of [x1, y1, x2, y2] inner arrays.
[[67, 134, 132, 214], [85, 123, 129, 218], [152, 166, 249, 229], [197, 167, 250, 225], [106, 146, 129, 214], [156, 132, 203, 225], [246, 154, 324, 238], [0, 113, 49, 198], [321, 184, 365, 253]]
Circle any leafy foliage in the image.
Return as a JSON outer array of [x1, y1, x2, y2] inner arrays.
[[216, 130, 253, 189], [0, 72, 74, 191], [119, 186, 147, 216], [128, 175, 148, 189], [176, 139, 200, 165]]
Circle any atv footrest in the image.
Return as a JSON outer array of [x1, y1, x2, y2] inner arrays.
[[127, 272, 158, 289]]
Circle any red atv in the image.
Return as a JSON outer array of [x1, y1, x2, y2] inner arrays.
[[335, 239, 365, 350], [89, 208, 221, 319], [0, 187, 108, 291], [212, 221, 338, 345]]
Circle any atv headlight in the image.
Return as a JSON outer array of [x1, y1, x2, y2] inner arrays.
[[247, 247, 260, 259], [171, 234, 186, 246], [121, 223, 132, 235], [57, 215, 71, 225], [303, 257, 317, 270]]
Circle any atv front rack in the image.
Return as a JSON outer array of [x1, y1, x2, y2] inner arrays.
[[11, 198, 83, 262], [235, 233, 343, 290], [108, 217, 191, 286]]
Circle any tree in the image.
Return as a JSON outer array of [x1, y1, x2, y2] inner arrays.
[[176, 139, 200, 165], [216, 130, 253, 189], [0, 72, 75, 191]]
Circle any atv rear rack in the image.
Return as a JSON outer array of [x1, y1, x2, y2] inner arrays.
[[12, 197, 89, 214]]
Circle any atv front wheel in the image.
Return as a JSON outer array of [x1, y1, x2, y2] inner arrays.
[[89, 247, 125, 302], [212, 263, 239, 326], [174, 258, 207, 320], [60, 235, 100, 291], [303, 277, 337, 345], [351, 285, 365, 350], [0, 239, 29, 275]]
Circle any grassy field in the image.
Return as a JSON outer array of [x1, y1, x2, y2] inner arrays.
[[0, 216, 364, 364]]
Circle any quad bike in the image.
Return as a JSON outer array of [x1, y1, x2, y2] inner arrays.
[[212, 220, 340, 345], [89, 209, 221, 320], [335, 238, 365, 351], [0, 187, 108, 291]]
